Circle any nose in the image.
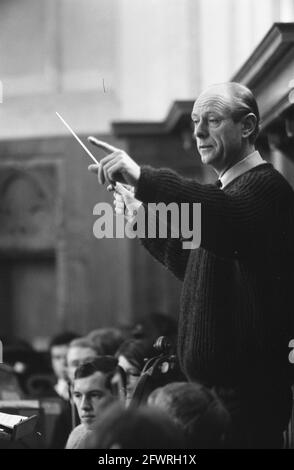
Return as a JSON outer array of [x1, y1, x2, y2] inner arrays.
[[194, 118, 209, 139], [80, 395, 91, 411]]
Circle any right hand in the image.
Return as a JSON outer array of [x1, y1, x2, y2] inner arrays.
[[87, 136, 141, 187], [113, 183, 142, 222]]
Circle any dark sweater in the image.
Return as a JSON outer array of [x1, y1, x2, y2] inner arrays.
[[135, 163, 294, 388]]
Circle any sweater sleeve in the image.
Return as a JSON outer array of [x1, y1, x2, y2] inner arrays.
[[135, 165, 285, 258], [132, 203, 190, 281], [140, 222, 190, 281]]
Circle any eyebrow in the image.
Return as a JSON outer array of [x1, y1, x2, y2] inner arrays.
[[191, 111, 223, 120], [74, 389, 104, 394]]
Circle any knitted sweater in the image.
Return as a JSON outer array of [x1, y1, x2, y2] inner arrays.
[[135, 163, 294, 388], [65, 424, 93, 449]]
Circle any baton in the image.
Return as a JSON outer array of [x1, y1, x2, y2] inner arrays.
[[55, 112, 100, 165]]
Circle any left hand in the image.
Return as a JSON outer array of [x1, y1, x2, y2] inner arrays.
[[113, 183, 142, 222]]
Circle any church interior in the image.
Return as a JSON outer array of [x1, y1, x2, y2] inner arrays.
[[0, 0, 294, 450]]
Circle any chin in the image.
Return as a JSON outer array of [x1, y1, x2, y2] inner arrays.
[[200, 151, 221, 168], [201, 154, 215, 166], [82, 417, 95, 429], [85, 423, 96, 431]]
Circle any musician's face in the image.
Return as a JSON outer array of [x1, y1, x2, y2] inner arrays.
[[118, 355, 141, 406], [67, 346, 97, 383], [51, 344, 69, 380], [73, 372, 111, 429]]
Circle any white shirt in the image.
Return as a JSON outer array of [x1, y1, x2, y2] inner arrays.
[[219, 151, 267, 189]]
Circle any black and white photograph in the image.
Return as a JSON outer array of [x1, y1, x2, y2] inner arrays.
[[0, 0, 294, 454]]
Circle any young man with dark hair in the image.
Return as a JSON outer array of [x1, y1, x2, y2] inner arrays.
[[65, 357, 118, 449]]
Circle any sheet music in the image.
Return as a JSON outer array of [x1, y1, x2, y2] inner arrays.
[[0, 411, 27, 428]]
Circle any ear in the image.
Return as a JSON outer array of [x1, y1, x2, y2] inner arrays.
[[241, 113, 257, 140]]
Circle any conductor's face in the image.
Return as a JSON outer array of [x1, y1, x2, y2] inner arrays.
[[191, 87, 243, 173]]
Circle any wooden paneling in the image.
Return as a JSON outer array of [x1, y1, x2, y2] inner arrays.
[[0, 134, 132, 344]]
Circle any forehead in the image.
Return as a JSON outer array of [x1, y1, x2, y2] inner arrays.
[[67, 346, 96, 362], [74, 371, 107, 393], [51, 345, 68, 355], [192, 89, 234, 117]]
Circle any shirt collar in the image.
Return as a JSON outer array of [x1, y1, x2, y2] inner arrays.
[[219, 151, 267, 189]]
